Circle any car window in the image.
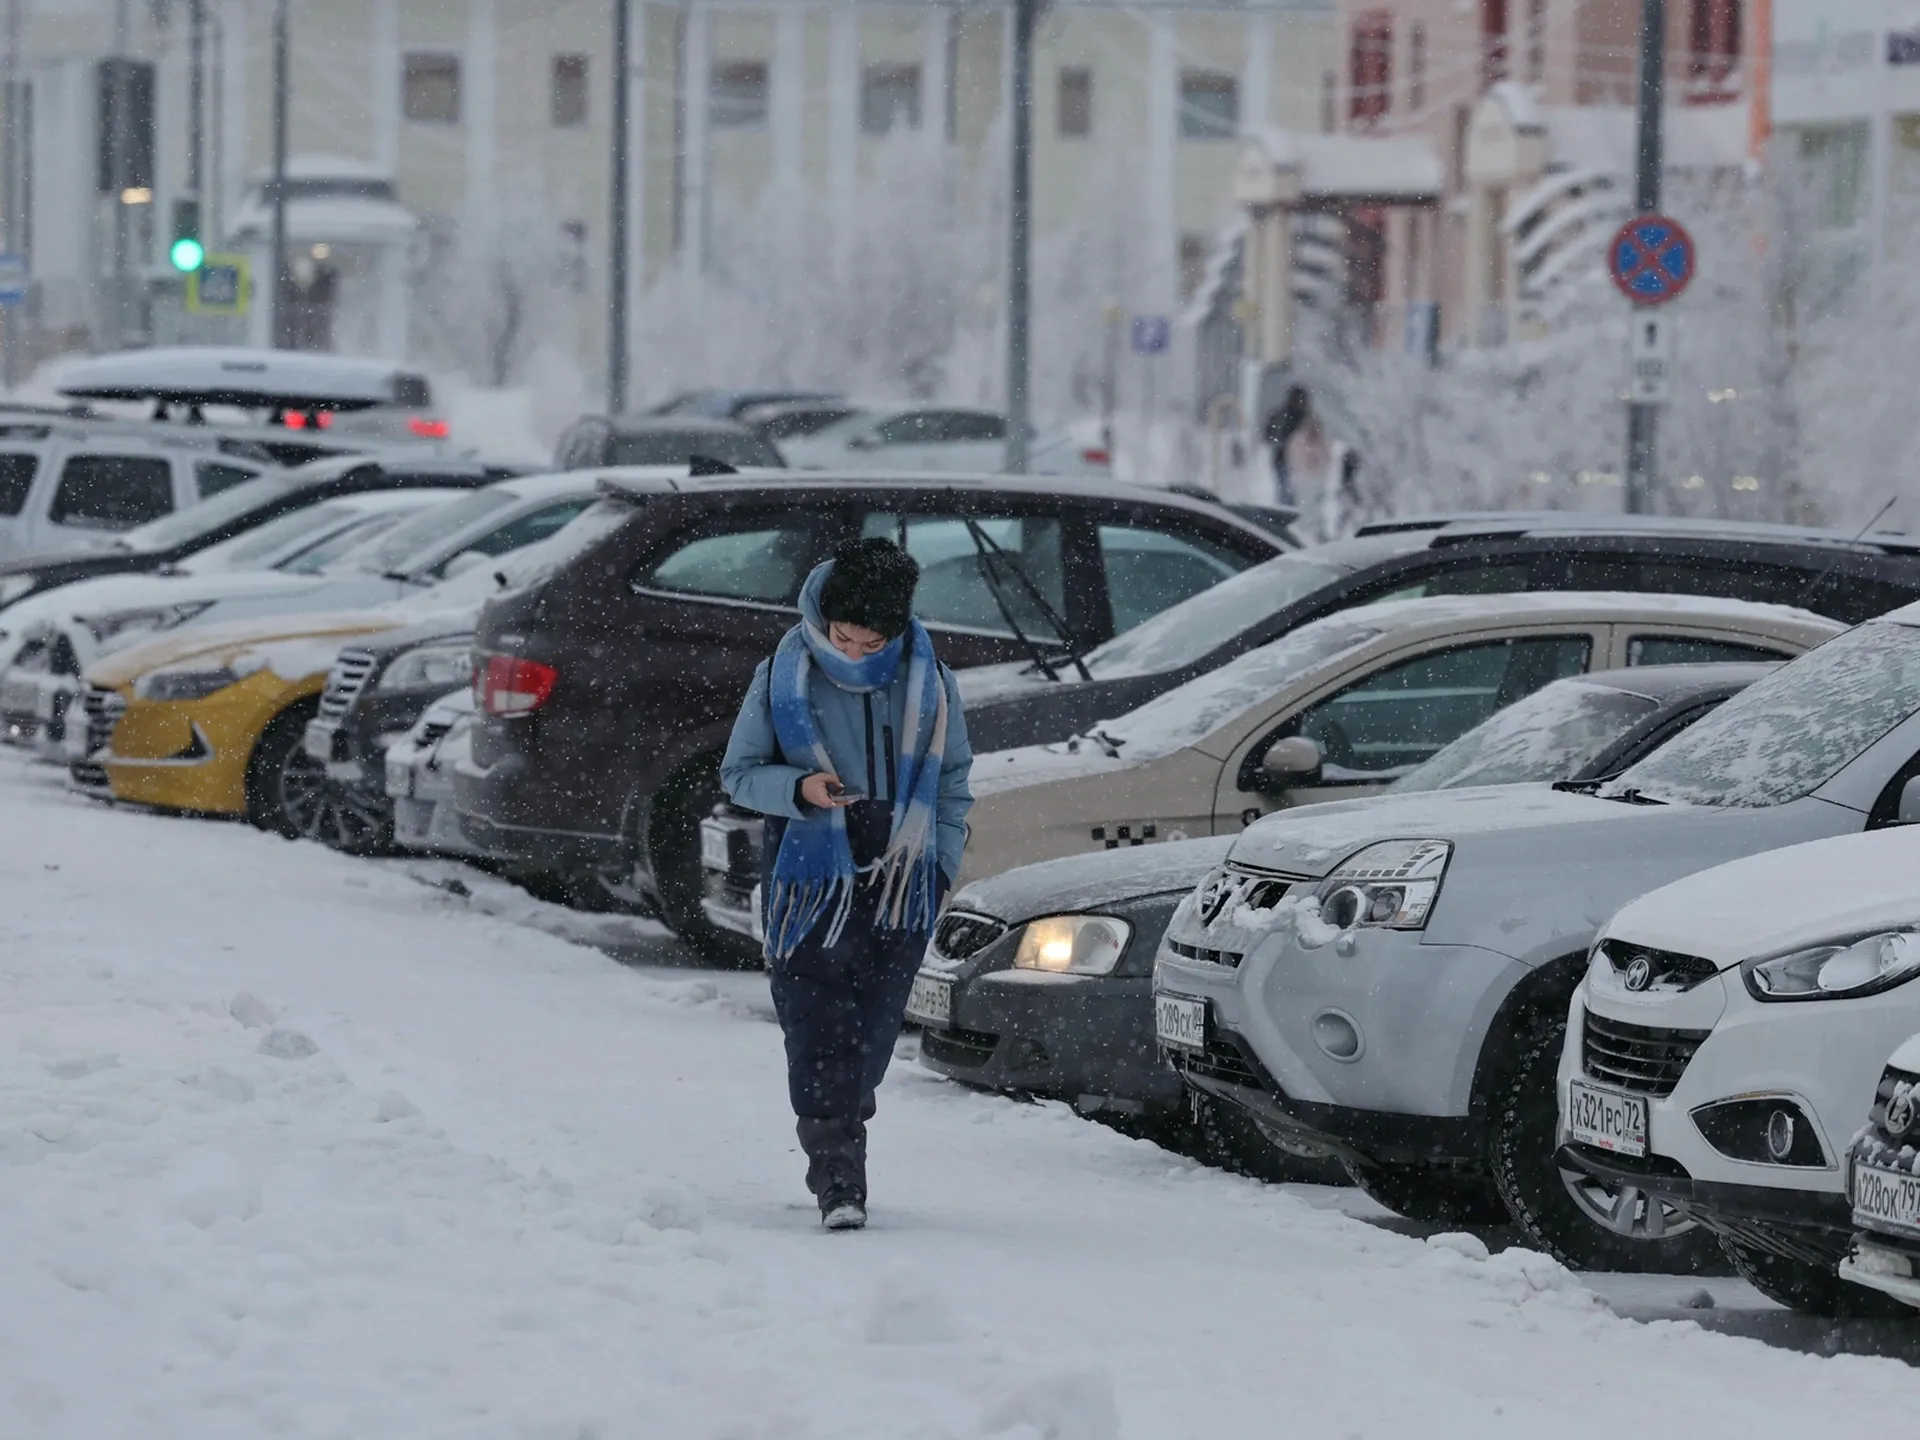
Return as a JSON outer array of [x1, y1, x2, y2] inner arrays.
[[1290, 635, 1593, 780], [606, 429, 783, 467], [427, 500, 592, 576], [191, 502, 358, 570], [1358, 561, 1534, 603], [1393, 678, 1659, 791], [863, 511, 1067, 639], [195, 461, 259, 499], [394, 373, 434, 407], [0, 452, 37, 515], [48, 454, 175, 529], [642, 521, 821, 604], [1604, 622, 1920, 807], [1560, 553, 1901, 620], [352, 490, 514, 573], [1082, 553, 1348, 679], [1626, 635, 1792, 666], [1097, 523, 1248, 634], [873, 411, 1005, 445]]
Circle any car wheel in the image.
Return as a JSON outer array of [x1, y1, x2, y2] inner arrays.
[[653, 764, 761, 969], [245, 701, 392, 851], [1720, 1238, 1912, 1318], [1490, 1017, 1723, 1273], [1175, 1095, 1346, 1184], [1342, 1159, 1511, 1226]]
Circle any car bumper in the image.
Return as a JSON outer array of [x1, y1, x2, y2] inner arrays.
[[1839, 1234, 1920, 1310], [306, 689, 445, 789], [451, 748, 630, 869], [100, 678, 297, 815], [699, 811, 764, 940], [917, 970, 1186, 1115]]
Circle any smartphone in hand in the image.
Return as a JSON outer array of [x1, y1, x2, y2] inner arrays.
[[825, 781, 866, 804]]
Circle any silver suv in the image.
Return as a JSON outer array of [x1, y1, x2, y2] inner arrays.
[[1153, 607, 1920, 1270]]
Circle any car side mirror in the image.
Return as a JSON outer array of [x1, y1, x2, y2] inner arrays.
[[1899, 776, 1920, 826], [1258, 735, 1323, 792]]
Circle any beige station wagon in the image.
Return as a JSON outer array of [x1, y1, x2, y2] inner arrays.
[[960, 591, 1845, 882]]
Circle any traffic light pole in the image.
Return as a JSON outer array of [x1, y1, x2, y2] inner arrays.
[[268, 0, 288, 348], [1624, 0, 1666, 515], [188, 0, 204, 199], [1003, 0, 1035, 474]]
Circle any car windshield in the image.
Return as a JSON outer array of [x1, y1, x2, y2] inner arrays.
[[275, 512, 412, 575], [1393, 679, 1659, 791], [179, 502, 358, 573], [1097, 619, 1381, 762], [405, 500, 638, 610], [607, 429, 782, 468], [344, 490, 515, 575], [116, 471, 303, 553], [1078, 553, 1349, 679], [1601, 623, 1920, 807]]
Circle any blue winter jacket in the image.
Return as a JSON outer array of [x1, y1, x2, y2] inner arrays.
[[720, 655, 975, 884]]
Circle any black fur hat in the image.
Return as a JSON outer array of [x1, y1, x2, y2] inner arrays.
[[818, 536, 920, 638]]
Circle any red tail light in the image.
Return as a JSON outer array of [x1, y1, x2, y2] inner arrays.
[[478, 654, 559, 717], [283, 411, 333, 429], [1081, 447, 1111, 466], [409, 416, 451, 439]]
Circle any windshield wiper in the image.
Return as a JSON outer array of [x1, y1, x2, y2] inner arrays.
[[1551, 778, 1602, 794], [961, 518, 1092, 683], [1602, 786, 1668, 806]]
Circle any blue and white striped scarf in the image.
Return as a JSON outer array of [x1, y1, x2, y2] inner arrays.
[[765, 562, 949, 960]]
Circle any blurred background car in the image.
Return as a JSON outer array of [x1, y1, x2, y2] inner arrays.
[[735, 397, 869, 443], [645, 388, 842, 422], [551, 414, 786, 470], [778, 403, 1109, 475], [384, 688, 483, 858]]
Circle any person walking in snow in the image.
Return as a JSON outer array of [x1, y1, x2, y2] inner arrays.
[[721, 537, 973, 1231]]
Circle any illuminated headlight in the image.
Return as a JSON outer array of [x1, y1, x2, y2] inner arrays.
[[0, 575, 37, 607], [134, 664, 241, 702], [1315, 839, 1451, 931], [377, 642, 475, 692], [1744, 931, 1920, 1002], [1011, 914, 1133, 975], [75, 601, 215, 646]]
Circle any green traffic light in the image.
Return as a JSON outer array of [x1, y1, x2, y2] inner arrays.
[[169, 236, 206, 273]]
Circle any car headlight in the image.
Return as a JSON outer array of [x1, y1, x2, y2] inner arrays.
[[1743, 931, 1920, 1002], [376, 641, 475, 692], [1315, 839, 1451, 930], [1011, 914, 1133, 975], [133, 664, 242, 702], [0, 575, 37, 607], [74, 601, 215, 645]]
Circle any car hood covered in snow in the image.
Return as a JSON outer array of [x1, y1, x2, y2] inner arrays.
[[1604, 824, 1920, 967], [951, 835, 1235, 924], [88, 609, 407, 688]]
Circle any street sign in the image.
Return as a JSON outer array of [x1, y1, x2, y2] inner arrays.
[[187, 254, 249, 316], [1626, 312, 1675, 405], [1608, 214, 1695, 306], [0, 253, 29, 307], [1130, 315, 1171, 355]]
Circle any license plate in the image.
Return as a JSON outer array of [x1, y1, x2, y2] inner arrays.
[[303, 720, 336, 761], [700, 820, 733, 872], [385, 757, 413, 799], [1155, 994, 1208, 1053], [1854, 1163, 1920, 1236], [906, 973, 953, 1028], [1566, 1078, 1649, 1158]]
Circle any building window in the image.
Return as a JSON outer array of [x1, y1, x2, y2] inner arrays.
[[1799, 122, 1869, 229], [1526, 0, 1547, 81], [551, 54, 587, 128], [1179, 70, 1238, 140], [861, 64, 921, 135], [1689, 0, 1741, 83], [711, 60, 768, 128], [1349, 12, 1393, 128], [1410, 22, 1426, 110], [1482, 0, 1509, 88], [403, 52, 461, 125], [1058, 66, 1092, 138]]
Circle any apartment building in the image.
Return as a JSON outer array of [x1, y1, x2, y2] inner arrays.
[[0, 0, 1334, 401]]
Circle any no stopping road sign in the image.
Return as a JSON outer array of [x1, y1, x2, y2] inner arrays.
[[1608, 214, 1695, 306]]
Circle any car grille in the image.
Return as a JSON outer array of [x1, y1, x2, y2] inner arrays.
[[415, 719, 455, 750], [919, 1025, 999, 1069], [1167, 937, 1248, 968], [1596, 938, 1719, 994], [1857, 1065, 1920, 1160], [1169, 1035, 1265, 1089], [933, 911, 1006, 961], [70, 686, 127, 790], [318, 648, 378, 721], [1582, 1012, 1711, 1096]]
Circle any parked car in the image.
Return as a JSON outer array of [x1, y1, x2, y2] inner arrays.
[[552, 416, 787, 471], [0, 453, 518, 618], [384, 688, 483, 858], [1840, 1028, 1920, 1313], [963, 594, 1837, 885], [779, 404, 1108, 476], [454, 471, 1287, 957], [1560, 825, 1920, 1313], [736, 398, 868, 442], [0, 488, 463, 750], [1153, 605, 1920, 1270], [70, 487, 625, 846], [647, 388, 842, 422]]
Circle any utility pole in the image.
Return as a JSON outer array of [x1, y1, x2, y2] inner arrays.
[[1003, 0, 1035, 473], [108, 0, 132, 349], [3, 0, 21, 386], [188, 0, 204, 201], [608, 0, 631, 415], [268, 0, 288, 348], [1623, 0, 1666, 514]]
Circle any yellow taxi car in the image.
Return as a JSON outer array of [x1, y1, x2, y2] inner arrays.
[[77, 610, 406, 839]]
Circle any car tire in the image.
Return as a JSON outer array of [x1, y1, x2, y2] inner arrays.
[[1186, 1097, 1347, 1185], [244, 700, 392, 851], [1490, 1018, 1724, 1274], [1720, 1239, 1914, 1318], [1342, 1159, 1511, 1227], [653, 764, 761, 969]]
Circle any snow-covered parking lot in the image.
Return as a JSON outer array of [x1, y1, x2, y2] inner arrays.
[[6, 751, 1920, 1438]]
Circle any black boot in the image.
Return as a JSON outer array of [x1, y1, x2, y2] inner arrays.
[[796, 1115, 868, 1229]]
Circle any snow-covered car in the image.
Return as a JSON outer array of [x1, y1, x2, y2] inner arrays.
[[1152, 605, 1920, 1270], [0, 489, 462, 750], [778, 403, 1108, 476], [963, 593, 1837, 886], [384, 688, 482, 857], [1561, 827, 1920, 1315], [1840, 1029, 1920, 1312]]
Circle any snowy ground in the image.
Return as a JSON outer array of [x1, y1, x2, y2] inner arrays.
[[5, 752, 1920, 1438]]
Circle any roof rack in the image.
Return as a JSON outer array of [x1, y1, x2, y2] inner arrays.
[[1417, 512, 1920, 554]]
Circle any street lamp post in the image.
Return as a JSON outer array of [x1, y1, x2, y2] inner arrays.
[[1004, 0, 1035, 474], [608, 0, 631, 416], [1623, 0, 1666, 514], [268, 0, 289, 348]]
